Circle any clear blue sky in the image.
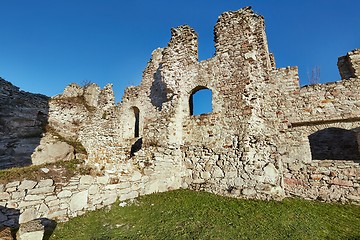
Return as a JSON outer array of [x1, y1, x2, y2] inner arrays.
[[1, 0, 359, 103]]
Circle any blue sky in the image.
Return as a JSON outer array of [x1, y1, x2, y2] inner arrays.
[[1, 0, 359, 104]]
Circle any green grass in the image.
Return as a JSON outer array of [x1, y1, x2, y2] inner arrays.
[[51, 189, 360, 240]]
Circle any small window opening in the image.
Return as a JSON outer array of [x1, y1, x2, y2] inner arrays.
[[133, 107, 140, 138], [308, 127, 360, 160], [190, 87, 212, 116]]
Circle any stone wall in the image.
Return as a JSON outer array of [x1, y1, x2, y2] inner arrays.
[[0, 172, 152, 228], [0, 6, 359, 231], [0, 78, 49, 169], [34, 7, 359, 204]]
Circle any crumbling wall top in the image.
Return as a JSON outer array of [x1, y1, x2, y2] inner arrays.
[[338, 48, 360, 79]]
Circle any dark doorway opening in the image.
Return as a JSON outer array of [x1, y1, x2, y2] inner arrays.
[[133, 107, 140, 138], [308, 127, 360, 160]]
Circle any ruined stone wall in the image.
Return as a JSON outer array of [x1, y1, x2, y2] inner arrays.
[[48, 7, 359, 203], [268, 55, 360, 203], [1, 7, 360, 230], [0, 174, 142, 228], [0, 78, 49, 169]]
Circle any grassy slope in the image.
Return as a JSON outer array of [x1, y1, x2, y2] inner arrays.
[[51, 189, 360, 240]]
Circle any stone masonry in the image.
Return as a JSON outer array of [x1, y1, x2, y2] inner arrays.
[[0, 6, 359, 229]]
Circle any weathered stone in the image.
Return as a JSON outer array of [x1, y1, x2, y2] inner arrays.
[[263, 163, 278, 185], [131, 171, 142, 181], [242, 188, 257, 196], [57, 190, 72, 199], [69, 191, 88, 212], [37, 179, 54, 188], [28, 186, 55, 195], [80, 175, 94, 185], [96, 175, 109, 185], [212, 166, 224, 178], [0, 193, 10, 201], [19, 208, 36, 224], [18, 200, 43, 208], [32, 135, 74, 165], [24, 194, 45, 201], [17, 218, 56, 240], [329, 178, 353, 187], [38, 203, 50, 214], [105, 182, 130, 190], [18, 180, 37, 190], [47, 209, 68, 220], [12, 190, 26, 199], [88, 185, 99, 195], [119, 191, 138, 201], [103, 194, 117, 206], [5, 181, 19, 189]]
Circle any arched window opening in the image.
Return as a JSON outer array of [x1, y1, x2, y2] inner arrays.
[[308, 127, 360, 160], [190, 87, 212, 116], [133, 107, 140, 138]]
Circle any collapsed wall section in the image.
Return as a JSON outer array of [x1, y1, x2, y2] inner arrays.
[[338, 49, 360, 80], [273, 50, 360, 203]]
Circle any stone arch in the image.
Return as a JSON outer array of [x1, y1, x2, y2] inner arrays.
[[308, 127, 360, 160], [189, 86, 212, 116], [123, 106, 141, 139]]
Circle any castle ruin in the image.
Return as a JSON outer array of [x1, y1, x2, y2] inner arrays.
[[0, 6, 359, 231]]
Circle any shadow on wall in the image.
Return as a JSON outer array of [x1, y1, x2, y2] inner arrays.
[[0, 78, 49, 169], [309, 127, 360, 162], [150, 65, 168, 110], [0, 206, 20, 239], [0, 206, 57, 239], [131, 138, 143, 157]]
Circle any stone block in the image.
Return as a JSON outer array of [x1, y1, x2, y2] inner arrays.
[[38, 203, 49, 214], [329, 178, 353, 187], [18, 180, 37, 190], [19, 208, 36, 224], [80, 175, 94, 185], [57, 190, 72, 199], [263, 163, 278, 185], [0, 193, 10, 201], [5, 181, 19, 189], [28, 186, 55, 195], [119, 191, 138, 201], [212, 166, 224, 178], [105, 182, 130, 190], [69, 191, 88, 212], [37, 179, 54, 188], [131, 171, 142, 181], [103, 194, 117, 206], [12, 191, 26, 199], [18, 200, 42, 208], [88, 185, 99, 195], [96, 175, 109, 185], [24, 194, 45, 201], [17, 218, 56, 240]]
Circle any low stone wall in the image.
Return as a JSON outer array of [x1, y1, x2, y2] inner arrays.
[[0, 174, 142, 228], [284, 160, 360, 203]]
